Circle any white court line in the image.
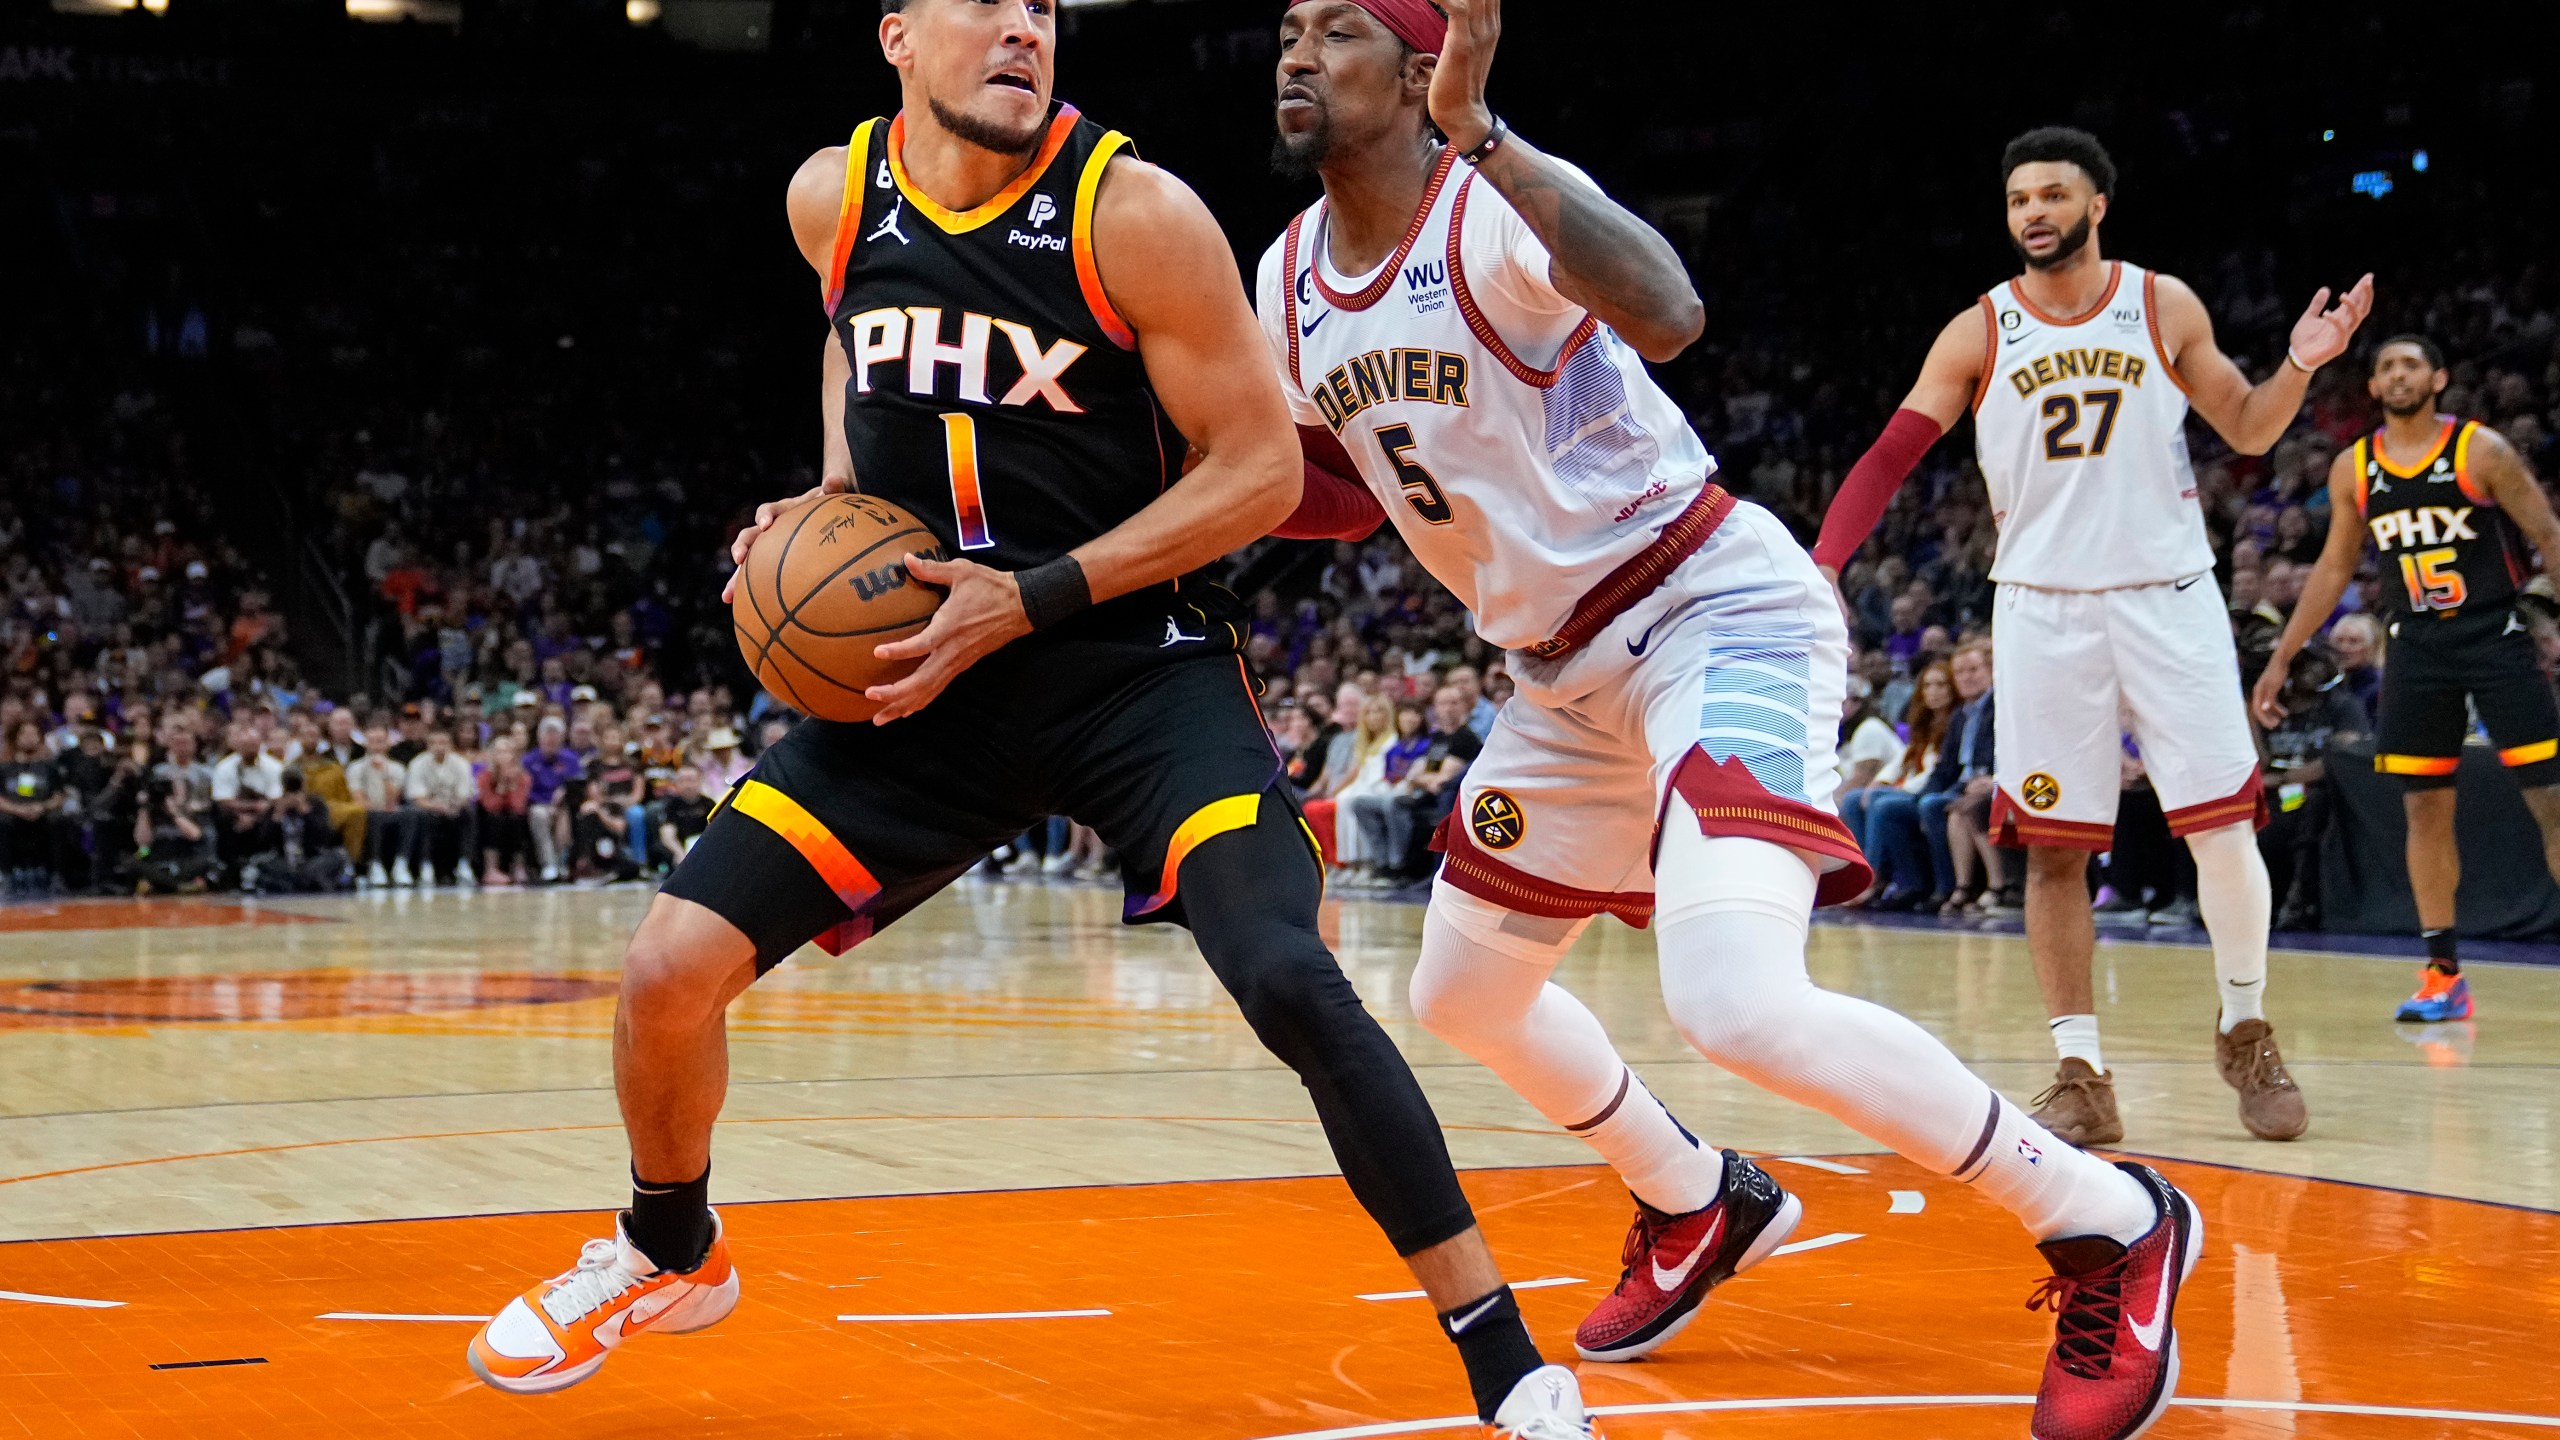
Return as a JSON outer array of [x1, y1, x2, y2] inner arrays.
[[1887, 1190, 1926, 1214], [316, 1312, 490, 1323], [1771, 1155, 1869, 1175], [1250, 1392, 2560, 1439], [837, 1308, 1110, 1322], [1357, 1276, 1583, 1303], [0, 1289, 124, 1309], [1769, 1231, 1863, 1257]]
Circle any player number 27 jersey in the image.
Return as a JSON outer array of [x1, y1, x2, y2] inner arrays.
[[1972, 261, 2214, 591], [1256, 150, 1715, 651]]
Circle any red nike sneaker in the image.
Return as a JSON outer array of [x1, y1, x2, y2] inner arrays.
[[2027, 1163, 2203, 1440], [1573, 1150, 1802, 1362]]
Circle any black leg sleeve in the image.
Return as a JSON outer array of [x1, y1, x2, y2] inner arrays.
[[1176, 789, 1478, 1256]]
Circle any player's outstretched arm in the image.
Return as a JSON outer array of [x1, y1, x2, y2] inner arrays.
[[723, 146, 858, 607], [1808, 307, 1987, 582], [2154, 271, 2372, 456], [859, 158, 1303, 722], [1429, 0, 1701, 361], [2468, 424, 2560, 570], [2252, 449, 2368, 727]]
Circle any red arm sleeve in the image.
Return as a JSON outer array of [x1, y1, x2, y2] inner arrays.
[[1810, 407, 1945, 572], [1273, 424, 1387, 541]]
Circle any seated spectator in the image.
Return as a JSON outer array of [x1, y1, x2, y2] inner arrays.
[[575, 727, 645, 881], [656, 764, 714, 864], [210, 720, 286, 868], [135, 725, 219, 894], [2259, 647, 2369, 931], [1276, 703, 1329, 801], [52, 723, 119, 892], [347, 739, 412, 886], [403, 727, 479, 885], [249, 768, 353, 893], [1343, 701, 1433, 888], [523, 715, 584, 883], [477, 734, 534, 886], [1, 720, 66, 894], [1305, 693, 1394, 877], [1918, 642, 1998, 912], [1367, 685, 1481, 882], [1845, 664, 1953, 908], [300, 709, 370, 860], [2096, 749, 2196, 926], [696, 727, 750, 792], [2328, 612, 2384, 716]]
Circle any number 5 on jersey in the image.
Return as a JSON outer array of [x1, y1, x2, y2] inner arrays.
[[1375, 423, 1454, 525]]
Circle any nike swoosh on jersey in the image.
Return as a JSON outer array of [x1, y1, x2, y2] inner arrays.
[[2174, 576, 2204, 591], [2125, 1255, 2172, 1352], [1650, 1212, 1725, 1292], [1299, 311, 1327, 337]]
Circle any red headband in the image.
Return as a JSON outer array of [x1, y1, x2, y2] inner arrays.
[[1286, 0, 1447, 56]]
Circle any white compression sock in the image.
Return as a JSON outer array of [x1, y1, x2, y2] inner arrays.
[[2050, 1013, 2105, 1071], [1653, 824, 2153, 1245], [2187, 820, 2271, 1030], [1415, 882, 1725, 1214]]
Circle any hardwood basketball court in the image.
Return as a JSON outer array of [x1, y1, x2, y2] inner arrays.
[[3, 884, 2554, 1437]]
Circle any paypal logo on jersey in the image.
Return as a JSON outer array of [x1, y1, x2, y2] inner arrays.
[[1027, 193, 1058, 229], [1008, 194, 1065, 249]]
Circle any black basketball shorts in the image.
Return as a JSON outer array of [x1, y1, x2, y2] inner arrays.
[[2375, 607, 2560, 790], [662, 630, 1308, 970]]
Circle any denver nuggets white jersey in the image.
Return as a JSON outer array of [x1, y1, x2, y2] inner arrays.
[[1973, 261, 2214, 591], [1255, 151, 1714, 650]]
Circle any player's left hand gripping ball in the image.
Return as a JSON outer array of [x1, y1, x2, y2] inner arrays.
[[862, 554, 1032, 724]]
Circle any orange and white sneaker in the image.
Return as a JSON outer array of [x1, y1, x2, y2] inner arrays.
[[467, 1210, 739, 1394]]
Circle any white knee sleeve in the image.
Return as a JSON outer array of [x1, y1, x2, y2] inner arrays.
[[1409, 881, 1586, 1048]]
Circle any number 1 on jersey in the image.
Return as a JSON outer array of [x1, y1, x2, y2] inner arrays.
[[940, 412, 994, 551], [1374, 423, 1454, 525]]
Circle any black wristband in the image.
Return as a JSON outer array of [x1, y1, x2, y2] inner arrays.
[[1457, 116, 1508, 167], [1015, 555, 1092, 631]]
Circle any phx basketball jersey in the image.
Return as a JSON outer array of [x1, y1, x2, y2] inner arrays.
[[1256, 150, 1716, 652], [2352, 417, 2528, 625], [822, 103, 1188, 626], [1973, 261, 2215, 591]]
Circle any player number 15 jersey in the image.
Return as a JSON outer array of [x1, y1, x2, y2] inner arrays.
[[1973, 261, 2214, 591]]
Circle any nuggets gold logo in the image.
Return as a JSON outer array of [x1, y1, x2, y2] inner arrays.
[[2022, 773, 2062, 812], [1470, 789, 1526, 850]]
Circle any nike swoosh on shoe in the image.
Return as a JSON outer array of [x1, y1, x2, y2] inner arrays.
[[1650, 1212, 1724, 1291]]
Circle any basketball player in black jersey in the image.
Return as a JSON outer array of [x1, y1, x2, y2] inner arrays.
[[466, 0, 1586, 1428], [2254, 335, 2560, 1024]]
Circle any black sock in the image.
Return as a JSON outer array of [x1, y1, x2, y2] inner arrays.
[[1436, 1286, 1542, 1423], [2423, 927, 2460, 975], [626, 1164, 711, 1274]]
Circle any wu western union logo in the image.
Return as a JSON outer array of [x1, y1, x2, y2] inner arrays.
[[2008, 347, 2148, 398], [1314, 347, 1471, 434]]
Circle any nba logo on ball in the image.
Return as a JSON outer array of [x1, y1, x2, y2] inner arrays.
[[1470, 790, 1526, 850], [2023, 772, 2062, 811]]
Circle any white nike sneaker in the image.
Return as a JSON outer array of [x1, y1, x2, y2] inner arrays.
[[468, 1210, 739, 1395], [1487, 1364, 1600, 1438], [365, 860, 390, 888], [391, 857, 415, 887]]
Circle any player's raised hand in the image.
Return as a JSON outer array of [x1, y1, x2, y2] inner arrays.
[[1427, 0, 1500, 154], [2248, 656, 2290, 730], [720, 474, 849, 605], [2286, 272, 2375, 372], [861, 552, 1032, 724]]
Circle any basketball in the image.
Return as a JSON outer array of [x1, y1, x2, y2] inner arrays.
[[731, 492, 947, 723]]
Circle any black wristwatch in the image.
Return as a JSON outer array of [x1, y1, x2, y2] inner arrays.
[[1457, 116, 1508, 167]]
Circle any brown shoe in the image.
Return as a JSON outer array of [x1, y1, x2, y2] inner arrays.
[[2028, 1058, 2124, 1147], [2216, 1017, 2309, 1140]]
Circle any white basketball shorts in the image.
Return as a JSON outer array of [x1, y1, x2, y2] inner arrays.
[[1440, 502, 1872, 924], [1990, 575, 2264, 851]]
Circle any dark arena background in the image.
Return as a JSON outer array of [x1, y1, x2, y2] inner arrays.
[[2, 2, 2558, 1437]]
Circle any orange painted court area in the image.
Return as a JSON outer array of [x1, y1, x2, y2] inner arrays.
[[0, 900, 335, 935], [4, 1159, 2553, 1439]]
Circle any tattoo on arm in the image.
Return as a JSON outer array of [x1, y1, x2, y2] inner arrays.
[[1471, 133, 1698, 354]]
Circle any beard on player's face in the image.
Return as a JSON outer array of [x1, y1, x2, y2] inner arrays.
[[1271, 104, 1333, 180], [2013, 211, 2094, 271], [2381, 386, 2437, 419], [929, 93, 1046, 156]]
